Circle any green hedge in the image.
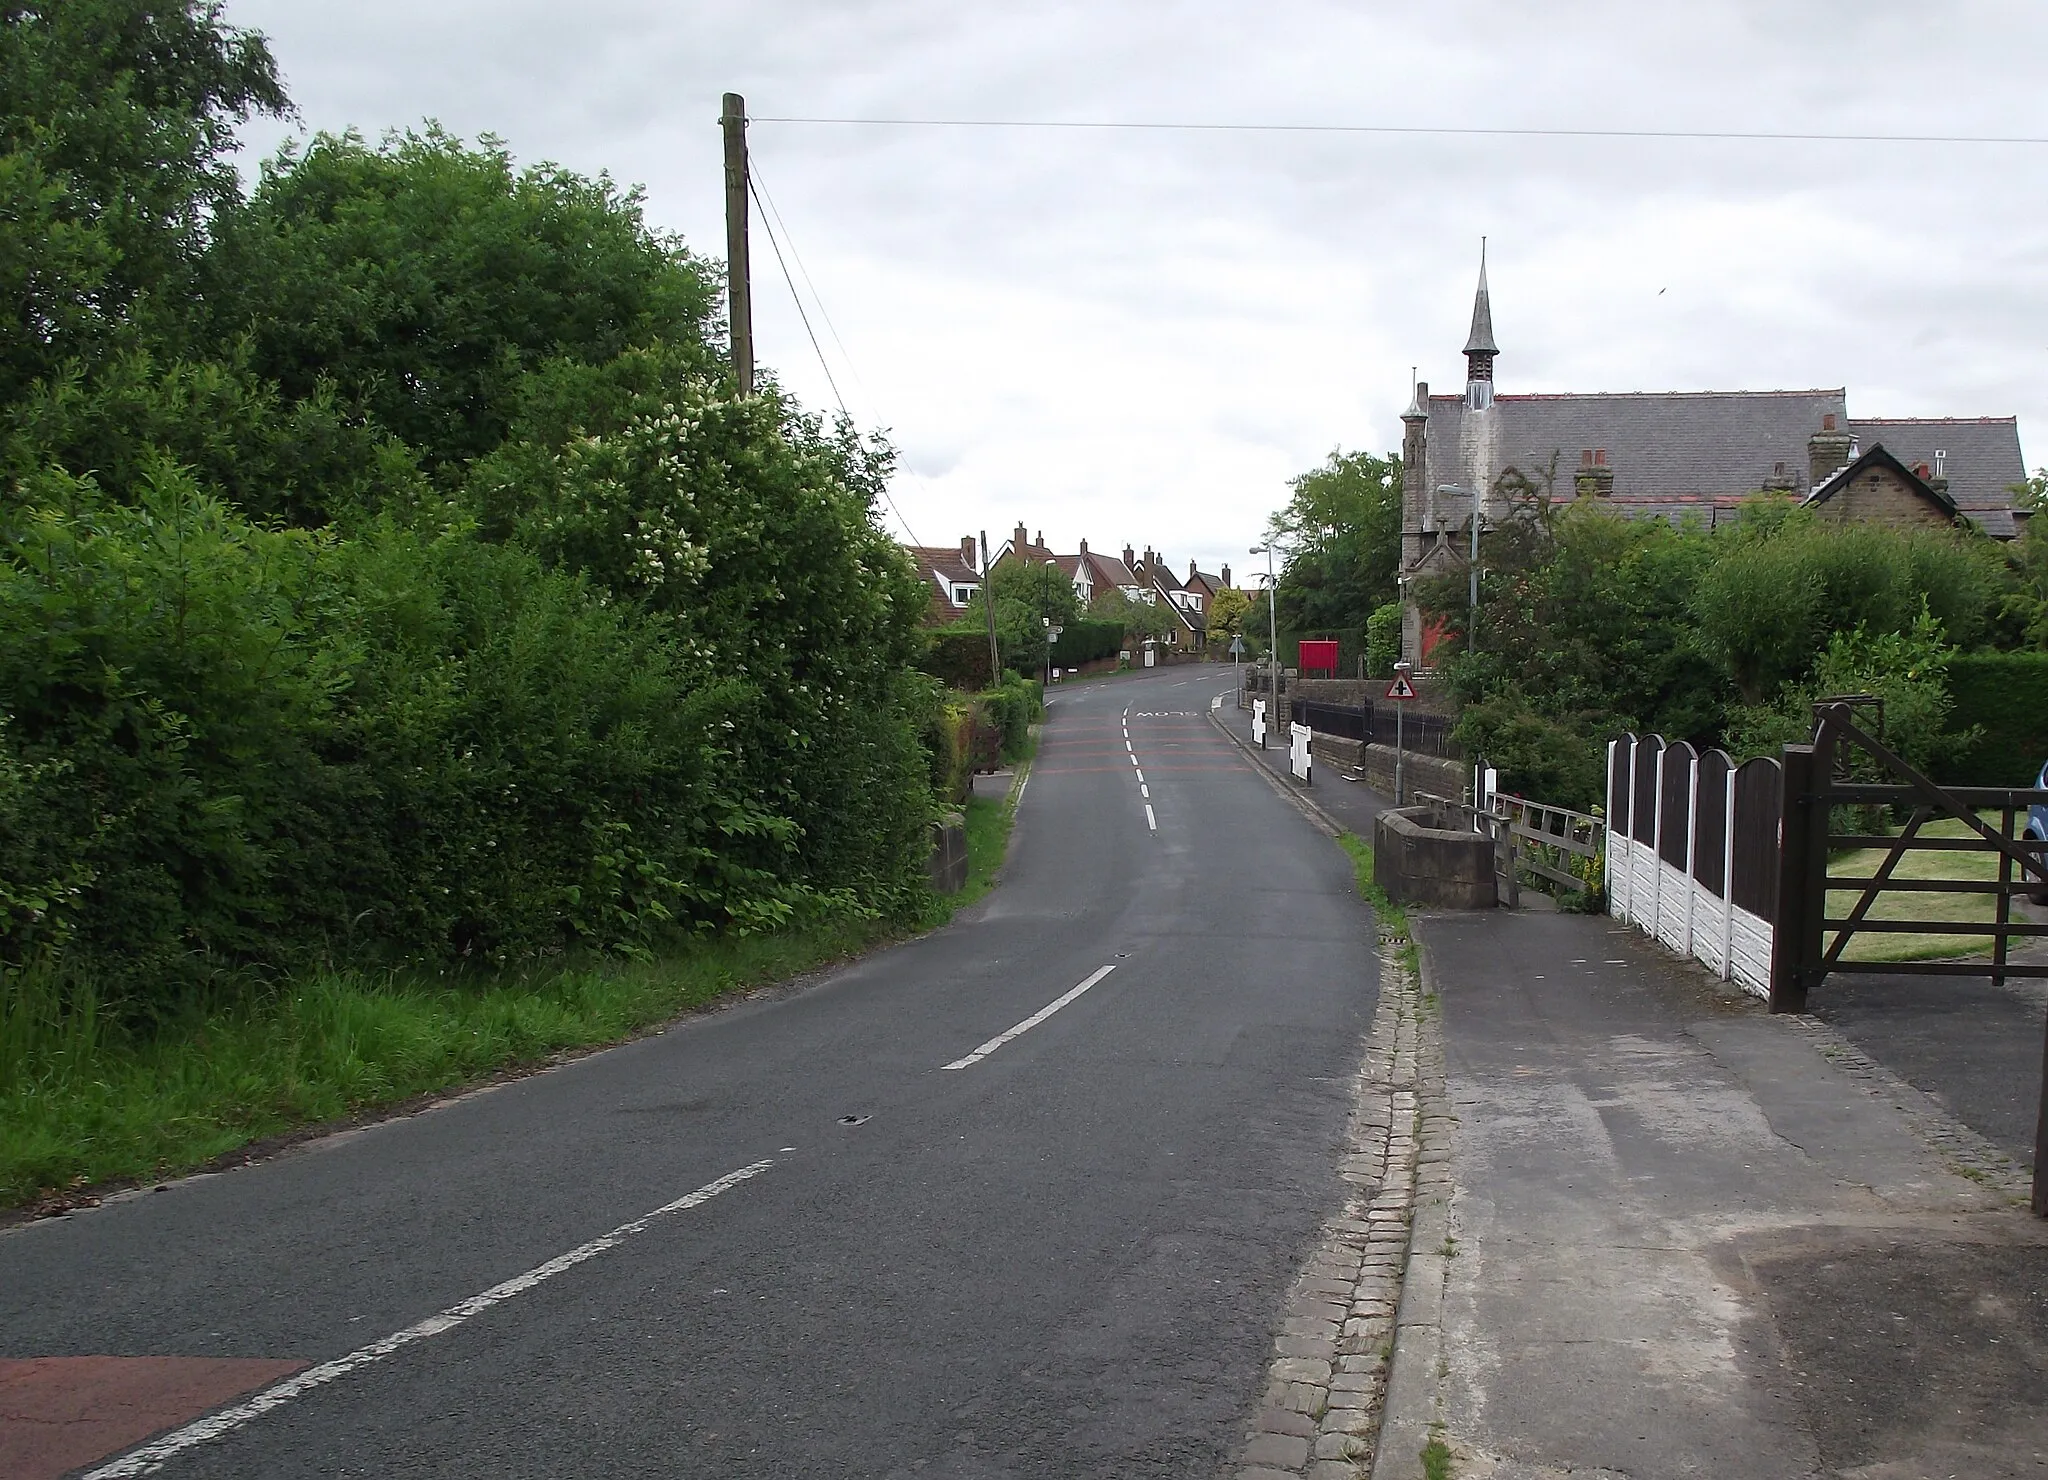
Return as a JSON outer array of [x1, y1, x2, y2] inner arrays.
[[978, 673, 1043, 760], [921, 630, 995, 690], [1051, 618, 1123, 668], [1945, 652, 2048, 785]]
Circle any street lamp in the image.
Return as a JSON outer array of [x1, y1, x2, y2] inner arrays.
[[1251, 541, 1281, 723]]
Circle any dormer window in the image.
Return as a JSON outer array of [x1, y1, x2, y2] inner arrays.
[[952, 585, 975, 605]]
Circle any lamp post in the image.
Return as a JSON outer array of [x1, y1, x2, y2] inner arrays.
[[1251, 541, 1281, 730]]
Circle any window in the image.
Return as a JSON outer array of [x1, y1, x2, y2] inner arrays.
[[952, 585, 975, 605]]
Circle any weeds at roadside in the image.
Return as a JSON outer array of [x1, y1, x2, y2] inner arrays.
[[3, 776, 1028, 1213], [1421, 1426, 1454, 1480]]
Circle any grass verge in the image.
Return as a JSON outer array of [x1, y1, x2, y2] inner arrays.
[[1336, 831, 1419, 970], [1, 785, 1027, 1215], [1827, 812, 2016, 964]]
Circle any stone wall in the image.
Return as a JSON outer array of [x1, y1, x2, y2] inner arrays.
[[1359, 743, 1468, 803], [1373, 806, 1496, 909]]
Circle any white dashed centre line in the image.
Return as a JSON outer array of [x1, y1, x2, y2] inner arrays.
[[1145, 804, 1158, 830], [939, 965, 1119, 1070], [84, 1161, 776, 1478]]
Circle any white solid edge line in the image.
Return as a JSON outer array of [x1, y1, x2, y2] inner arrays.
[[939, 964, 1118, 1071], [1145, 804, 1158, 830], [82, 1160, 776, 1478], [1012, 766, 1031, 810]]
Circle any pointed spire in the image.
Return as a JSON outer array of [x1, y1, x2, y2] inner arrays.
[[1401, 365, 1427, 422], [1463, 238, 1498, 360]]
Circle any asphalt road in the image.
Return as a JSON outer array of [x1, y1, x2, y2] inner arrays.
[[0, 667, 1381, 1479]]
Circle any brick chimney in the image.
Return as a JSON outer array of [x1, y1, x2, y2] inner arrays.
[[1573, 448, 1614, 498], [1188, 559, 1198, 582], [1929, 448, 1950, 495], [1122, 544, 1136, 569], [1808, 414, 1853, 489], [1078, 537, 1089, 554], [1762, 461, 1798, 493], [960, 535, 977, 569], [1014, 522, 1029, 555], [1221, 563, 1231, 587]]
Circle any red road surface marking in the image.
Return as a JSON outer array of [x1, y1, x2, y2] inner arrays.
[[0, 1357, 305, 1480]]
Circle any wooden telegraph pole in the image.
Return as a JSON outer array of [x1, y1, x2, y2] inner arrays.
[[979, 531, 1001, 684], [720, 92, 753, 397]]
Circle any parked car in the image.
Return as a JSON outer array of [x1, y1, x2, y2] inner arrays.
[[2027, 760, 2048, 904]]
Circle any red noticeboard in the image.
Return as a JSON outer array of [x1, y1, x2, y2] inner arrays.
[[1297, 639, 1340, 678]]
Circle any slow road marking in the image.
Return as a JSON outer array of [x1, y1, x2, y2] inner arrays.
[[83, 1161, 775, 1477], [939, 965, 1118, 1070]]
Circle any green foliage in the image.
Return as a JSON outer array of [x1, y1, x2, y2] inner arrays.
[[1424, 478, 2023, 806], [1205, 585, 1251, 648], [1088, 586, 1172, 644], [962, 557, 1082, 673], [0, 32, 943, 1034], [199, 127, 719, 481], [921, 629, 995, 690], [1365, 601, 1402, 678], [1272, 448, 1403, 633], [1050, 617, 1122, 667], [0, 0, 288, 396], [1945, 650, 2048, 784], [977, 673, 1043, 760], [1722, 602, 1972, 772]]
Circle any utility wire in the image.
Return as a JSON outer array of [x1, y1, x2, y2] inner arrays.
[[750, 157, 874, 417], [754, 116, 2048, 148], [748, 173, 927, 550]]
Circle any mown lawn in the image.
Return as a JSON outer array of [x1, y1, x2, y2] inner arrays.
[[1826, 812, 2035, 964], [1, 788, 1026, 1212]]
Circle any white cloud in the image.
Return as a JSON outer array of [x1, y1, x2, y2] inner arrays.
[[229, 0, 2048, 576]]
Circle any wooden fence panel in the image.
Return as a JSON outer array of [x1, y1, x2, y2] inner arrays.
[[1660, 742, 1697, 869], [1632, 735, 1664, 845], [1693, 750, 1731, 896], [1732, 757, 1782, 922]]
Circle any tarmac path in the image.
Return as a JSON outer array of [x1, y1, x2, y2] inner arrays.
[[0, 666, 1381, 1480]]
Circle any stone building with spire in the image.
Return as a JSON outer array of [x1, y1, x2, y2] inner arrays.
[[1397, 247, 2029, 665]]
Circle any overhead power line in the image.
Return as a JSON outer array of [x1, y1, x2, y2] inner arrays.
[[747, 172, 928, 551], [754, 116, 2048, 148]]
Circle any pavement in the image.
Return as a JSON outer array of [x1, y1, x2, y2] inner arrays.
[[1207, 688, 1392, 839], [1379, 907, 2048, 1480], [0, 665, 1383, 1479]]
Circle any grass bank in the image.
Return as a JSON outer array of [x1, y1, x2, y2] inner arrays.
[[1, 787, 1026, 1213], [1827, 812, 2013, 964]]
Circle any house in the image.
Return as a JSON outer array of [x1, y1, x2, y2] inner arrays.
[[1804, 444, 1961, 529], [1397, 246, 2029, 662], [902, 536, 984, 625]]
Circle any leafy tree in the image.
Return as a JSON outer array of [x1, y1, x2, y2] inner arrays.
[[1089, 586, 1171, 644], [961, 556, 1081, 674], [0, 0, 287, 397], [1272, 448, 1403, 633], [1205, 584, 1251, 648], [198, 127, 720, 480]]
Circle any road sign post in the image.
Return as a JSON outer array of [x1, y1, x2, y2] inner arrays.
[[1388, 661, 1417, 805]]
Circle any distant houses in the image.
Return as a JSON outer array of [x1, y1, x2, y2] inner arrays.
[[899, 521, 1240, 651]]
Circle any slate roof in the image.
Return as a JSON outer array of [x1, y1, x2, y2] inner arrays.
[[1850, 418, 2024, 537], [1423, 388, 1847, 500], [1419, 391, 2025, 537]]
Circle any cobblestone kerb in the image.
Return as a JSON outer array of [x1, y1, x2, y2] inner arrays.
[[1233, 934, 1430, 1480]]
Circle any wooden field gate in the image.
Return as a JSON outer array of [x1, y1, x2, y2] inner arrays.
[[1611, 712, 2048, 1217]]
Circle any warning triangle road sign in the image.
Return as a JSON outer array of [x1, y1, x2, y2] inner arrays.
[[1385, 674, 1418, 700]]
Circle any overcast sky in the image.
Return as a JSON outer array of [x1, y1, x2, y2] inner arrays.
[[229, 0, 2047, 580]]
